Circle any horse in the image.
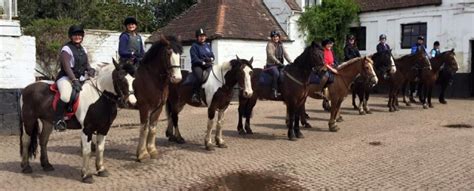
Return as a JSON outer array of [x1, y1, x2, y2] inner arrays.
[[351, 50, 397, 115], [437, 52, 459, 104], [305, 57, 378, 131], [20, 59, 136, 183], [417, 49, 458, 108], [132, 35, 183, 162], [165, 56, 254, 150], [387, 48, 432, 112], [236, 41, 324, 140]]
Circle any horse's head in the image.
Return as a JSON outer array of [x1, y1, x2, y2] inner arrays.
[[229, 56, 254, 98], [442, 49, 458, 73], [372, 49, 396, 75], [112, 58, 136, 108], [360, 56, 379, 87], [142, 35, 183, 84], [415, 46, 432, 70], [165, 36, 183, 84], [309, 41, 325, 71]]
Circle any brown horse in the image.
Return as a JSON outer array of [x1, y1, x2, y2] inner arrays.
[[165, 57, 254, 150], [237, 41, 324, 140], [132, 35, 183, 162], [387, 49, 432, 112], [417, 49, 458, 108], [20, 59, 136, 183], [306, 57, 378, 131], [351, 50, 397, 115]]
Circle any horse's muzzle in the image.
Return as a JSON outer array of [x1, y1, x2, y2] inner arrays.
[[369, 76, 378, 88], [170, 76, 182, 84], [242, 91, 253, 98]]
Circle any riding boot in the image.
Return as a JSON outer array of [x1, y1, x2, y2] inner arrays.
[[272, 78, 279, 98], [53, 100, 67, 131], [191, 83, 201, 104]]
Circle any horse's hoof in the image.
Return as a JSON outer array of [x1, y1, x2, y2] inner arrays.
[[22, 165, 33, 174], [406, 103, 411, 106], [238, 129, 246, 135], [423, 104, 428, 109], [205, 145, 215, 151], [136, 153, 150, 162], [149, 151, 159, 159], [42, 163, 55, 172], [296, 131, 304, 138], [168, 136, 177, 142], [429, 104, 434, 108], [336, 116, 344, 122], [165, 130, 173, 138], [176, 137, 186, 144], [245, 129, 254, 134], [97, 169, 110, 177], [439, 99, 447, 104], [82, 175, 94, 184], [329, 123, 339, 132], [366, 110, 373, 114], [304, 113, 310, 120], [288, 136, 297, 141], [303, 123, 312, 128], [359, 111, 366, 115], [395, 107, 400, 111], [217, 143, 228, 148], [353, 105, 358, 110]]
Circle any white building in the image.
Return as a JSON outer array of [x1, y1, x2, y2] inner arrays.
[[148, 0, 314, 71], [354, 0, 474, 96]]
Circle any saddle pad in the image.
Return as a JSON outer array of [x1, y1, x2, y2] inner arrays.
[[50, 83, 80, 119]]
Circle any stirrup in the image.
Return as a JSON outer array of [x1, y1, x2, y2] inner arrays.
[[54, 120, 67, 131]]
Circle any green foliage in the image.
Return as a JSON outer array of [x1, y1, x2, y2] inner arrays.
[[153, 0, 196, 28], [298, 0, 360, 59], [23, 18, 78, 79]]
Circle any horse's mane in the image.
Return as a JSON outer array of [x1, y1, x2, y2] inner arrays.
[[293, 41, 322, 67], [337, 57, 366, 70], [141, 36, 183, 66]]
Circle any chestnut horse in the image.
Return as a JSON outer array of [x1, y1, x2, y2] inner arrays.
[[132, 36, 183, 162], [165, 57, 254, 150], [20, 59, 136, 183], [237, 41, 324, 140], [305, 57, 378, 131]]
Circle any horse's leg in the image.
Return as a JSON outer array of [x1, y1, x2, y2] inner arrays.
[[237, 105, 245, 135], [205, 108, 216, 151], [165, 103, 175, 141], [147, 107, 162, 159], [409, 81, 417, 103], [287, 105, 296, 141], [328, 97, 339, 132], [422, 84, 428, 109], [81, 132, 94, 183], [244, 100, 255, 134], [439, 81, 448, 104], [428, 84, 434, 108], [39, 121, 54, 171], [215, 109, 228, 148], [300, 104, 312, 129], [95, 134, 109, 177], [364, 89, 372, 114], [352, 87, 358, 109], [172, 112, 185, 144], [336, 99, 344, 122], [358, 88, 365, 115], [294, 107, 304, 138], [137, 107, 150, 162], [20, 118, 37, 173], [245, 116, 253, 134]]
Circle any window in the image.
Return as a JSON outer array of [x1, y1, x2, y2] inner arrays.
[[401, 23, 427, 49], [349, 27, 366, 51]]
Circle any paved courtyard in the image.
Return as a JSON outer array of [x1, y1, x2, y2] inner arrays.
[[1, 95, 473, 190]]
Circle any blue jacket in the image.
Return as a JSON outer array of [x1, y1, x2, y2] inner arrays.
[[118, 32, 145, 60], [190, 42, 215, 67], [411, 43, 428, 55]]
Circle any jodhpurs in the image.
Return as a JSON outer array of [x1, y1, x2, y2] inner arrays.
[[57, 77, 73, 103]]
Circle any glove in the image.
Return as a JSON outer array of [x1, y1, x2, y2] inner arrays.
[[204, 58, 212, 62], [88, 68, 96, 78], [72, 80, 82, 92]]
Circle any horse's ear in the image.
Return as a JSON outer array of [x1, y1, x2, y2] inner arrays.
[[451, 48, 455, 52], [112, 58, 120, 70], [249, 57, 254, 65], [236, 55, 240, 61], [367, 54, 374, 59]]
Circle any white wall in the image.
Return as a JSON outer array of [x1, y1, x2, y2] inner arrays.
[[0, 35, 36, 88], [82, 29, 150, 68], [359, 2, 474, 73]]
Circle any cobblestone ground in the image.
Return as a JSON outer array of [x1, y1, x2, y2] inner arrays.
[[1, 95, 473, 190]]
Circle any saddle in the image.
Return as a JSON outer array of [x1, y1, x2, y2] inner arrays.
[[258, 65, 284, 87], [309, 70, 334, 85], [50, 84, 80, 120], [182, 68, 211, 86]]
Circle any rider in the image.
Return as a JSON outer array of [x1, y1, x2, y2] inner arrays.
[[409, 35, 429, 100], [411, 35, 428, 55], [430, 41, 441, 58], [54, 25, 95, 131], [266, 30, 292, 98], [343, 34, 361, 61], [376, 34, 391, 53], [118, 16, 145, 66], [322, 39, 338, 75], [190, 28, 215, 103]]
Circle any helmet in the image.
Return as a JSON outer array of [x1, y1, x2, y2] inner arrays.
[[270, 30, 280, 37], [123, 17, 138, 26], [195, 28, 206, 37], [417, 35, 425, 40], [68, 25, 84, 37], [347, 34, 355, 40], [321, 38, 333, 47], [433, 41, 440, 46], [379, 34, 387, 40]]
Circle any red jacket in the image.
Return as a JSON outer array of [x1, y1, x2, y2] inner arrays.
[[324, 49, 335, 67]]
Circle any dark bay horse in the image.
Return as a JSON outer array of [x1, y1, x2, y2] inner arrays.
[[418, 49, 458, 108], [351, 50, 396, 114], [20, 59, 136, 183], [237, 41, 324, 140], [132, 35, 183, 162], [165, 57, 254, 151], [306, 57, 378, 131], [387, 49, 432, 112]]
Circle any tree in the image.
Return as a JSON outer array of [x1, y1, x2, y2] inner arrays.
[[298, 0, 360, 60]]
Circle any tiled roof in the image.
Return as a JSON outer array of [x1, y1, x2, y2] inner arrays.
[[356, 0, 442, 12]]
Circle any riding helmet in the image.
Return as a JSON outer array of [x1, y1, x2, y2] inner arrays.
[[347, 34, 355, 40], [417, 35, 425, 41], [68, 25, 85, 37], [270, 30, 280, 37], [379, 34, 387, 40], [321, 38, 333, 47], [195, 28, 206, 37], [123, 16, 138, 26]]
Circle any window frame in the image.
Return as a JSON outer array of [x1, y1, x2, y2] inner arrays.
[[401, 22, 427, 49]]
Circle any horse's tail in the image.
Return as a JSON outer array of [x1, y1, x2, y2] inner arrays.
[[19, 95, 39, 159]]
